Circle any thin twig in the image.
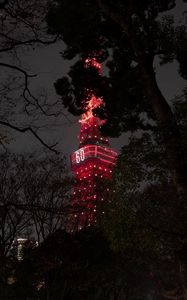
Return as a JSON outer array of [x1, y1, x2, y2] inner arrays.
[[0, 120, 59, 154]]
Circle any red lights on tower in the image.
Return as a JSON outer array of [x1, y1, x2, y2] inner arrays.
[[69, 56, 117, 231]]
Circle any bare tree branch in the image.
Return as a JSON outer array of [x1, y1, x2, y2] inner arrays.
[[0, 1, 66, 153], [0, 62, 65, 117], [0, 62, 36, 78], [0, 120, 59, 154], [0, 202, 71, 215], [0, 34, 59, 53]]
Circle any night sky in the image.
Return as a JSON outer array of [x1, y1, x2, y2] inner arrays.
[[4, 0, 187, 157]]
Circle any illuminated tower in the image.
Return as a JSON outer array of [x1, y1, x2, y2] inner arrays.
[[70, 57, 117, 231]]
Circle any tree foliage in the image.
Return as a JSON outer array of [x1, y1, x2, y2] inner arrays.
[[99, 95, 187, 300], [2, 228, 161, 300]]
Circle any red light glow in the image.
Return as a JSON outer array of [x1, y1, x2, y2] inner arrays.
[[68, 57, 117, 232], [79, 95, 104, 125]]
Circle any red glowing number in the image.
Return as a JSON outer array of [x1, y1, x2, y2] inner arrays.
[[75, 149, 85, 163]]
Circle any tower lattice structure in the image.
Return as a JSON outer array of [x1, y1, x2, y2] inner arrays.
[[70, 56, 117, 231]]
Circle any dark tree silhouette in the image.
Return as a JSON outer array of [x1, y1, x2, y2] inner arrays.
[[0, 151, 72, 294]]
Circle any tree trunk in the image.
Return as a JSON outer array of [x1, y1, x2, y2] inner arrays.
[[97, 0, 187, 194], [139, 62, 187, 193]]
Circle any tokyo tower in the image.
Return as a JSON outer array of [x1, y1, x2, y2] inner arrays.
[[69, 56, 117, 231]]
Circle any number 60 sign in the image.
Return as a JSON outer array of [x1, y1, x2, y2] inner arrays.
[[75, 149, 85, 163]]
